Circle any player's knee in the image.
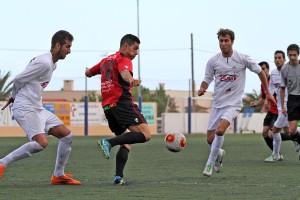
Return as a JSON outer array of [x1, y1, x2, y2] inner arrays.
[[123, 144, 131, 150], [31, 141, 46, 153], [37, 140, 48, 148], [206, 131, 215, 144], [262, 131, 267, 137], [207, 135, 214, 144], [144, 132, 151, 141], [289, 127, 297, 134], [215, 128, 225, 136], [32, 138, 48, 148], [207, 138, 213, 145], [60, 132, 73, 144], [262, 129, 269, 137]]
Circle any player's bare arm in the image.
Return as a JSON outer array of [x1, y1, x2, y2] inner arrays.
[[280, 87, 287, 115], [250, 98, 265, 108], [120, 69, 141, 86], [1, 97, 14, 110], [257, 71, 276, 104], [197, 81, 208, 96]]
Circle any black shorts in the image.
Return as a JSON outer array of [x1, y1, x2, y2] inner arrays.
[[287, 94, 300, 121], [263, 111, 278, 127], [104, 101, 147, 135]]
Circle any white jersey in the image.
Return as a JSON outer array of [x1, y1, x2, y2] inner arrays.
[[203, 50, 261, 108], [269, 68, 287, 111], [11, 51, 56, 110]]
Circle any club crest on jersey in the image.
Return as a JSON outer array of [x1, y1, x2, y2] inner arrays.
[[225, 88, 232, 93], [219, 74, 236, 81], [274, 83, 280, 88], [40, 82, 49, 88]]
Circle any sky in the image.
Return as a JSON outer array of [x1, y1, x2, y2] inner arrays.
[[1, 0, 300, 96]]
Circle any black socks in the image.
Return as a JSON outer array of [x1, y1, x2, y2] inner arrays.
[[280, 133, 292, 141], [291, 132, 300, 144], [263, 136, 273, 151], [108, 132, 147, 147], [115, 146, 129, 178]]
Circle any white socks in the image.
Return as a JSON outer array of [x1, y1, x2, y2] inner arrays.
[[273, 132, 282, 156], [53, 132, 73, 177], [207, 135, 224, 164], [0, 141, 44, 167], [0, 132, 74, 177]]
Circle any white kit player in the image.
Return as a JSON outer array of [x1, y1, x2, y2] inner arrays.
[[198, 28, 275, 177], [0, 30, 81, 185], [265, 50, 291, 162]]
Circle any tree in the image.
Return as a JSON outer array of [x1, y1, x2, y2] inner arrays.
[[166, 97, 179, 113], [151, 84, 170, 116], [0, 71, 13, 101], [131, 85, 153, 102], [132, 84, 177, 117], [76, 83, 177, 117]]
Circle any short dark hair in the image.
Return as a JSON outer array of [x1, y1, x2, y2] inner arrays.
[[258, 61, 269, 69], [217, 28, 235, 41], [274, 50, 285, 59], [287, 44, 299, 55], [51, 30, 74, 49], [120, 34, 140, 47]]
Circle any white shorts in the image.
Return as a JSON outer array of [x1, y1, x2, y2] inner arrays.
[[274, 112, 289, 129], [207, 106, 240, 131], [13, 107, 63, 140]]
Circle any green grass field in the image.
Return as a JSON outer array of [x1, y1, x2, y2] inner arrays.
[[0, 134, 300, 200]]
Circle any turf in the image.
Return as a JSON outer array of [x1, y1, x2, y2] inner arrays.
[[0, 134, 300, 200]]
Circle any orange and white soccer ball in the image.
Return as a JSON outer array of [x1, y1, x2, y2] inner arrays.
[[164, 132, 186, 152]]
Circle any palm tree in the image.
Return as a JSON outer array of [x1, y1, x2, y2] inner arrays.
[[0, 71, 13, 100]]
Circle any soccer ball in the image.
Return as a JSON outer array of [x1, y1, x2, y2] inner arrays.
[[164, 132, 186, 152]]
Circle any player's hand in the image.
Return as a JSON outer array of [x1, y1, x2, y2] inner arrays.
[[266, 93, 276, 105], [197, 88, 206, 96], [264, 103, 269, 110], [131, 79, 141, 86], [85, 67, 92, 78], [250, 102, 256, 107], [1, 97, 14, 110], [282, 107, 287, 116]]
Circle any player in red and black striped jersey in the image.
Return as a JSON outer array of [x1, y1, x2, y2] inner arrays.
[[85, 34, 151, 185]]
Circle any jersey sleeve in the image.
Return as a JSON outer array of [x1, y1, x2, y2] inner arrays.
[[203, 58, 215, 85], [11, 61, 50, 99], [89, 60, 104, 75], [117, 57, 133, 73], [243, 54, 262, 74], [280, 65, 287, 87], [261, 84, 266, 99], [269, 73, 276, 95]]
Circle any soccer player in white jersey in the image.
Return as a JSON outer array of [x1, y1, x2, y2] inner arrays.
[[264, 50, 291, 162], [250, 62, 281, 156], [198, 28, 275, 177], [0, 30, 81, 185], [280, 44, 300, 160]]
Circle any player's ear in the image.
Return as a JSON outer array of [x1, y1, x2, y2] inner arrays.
[[123, 43, 129, 49], [54, 43, 61, 49]]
